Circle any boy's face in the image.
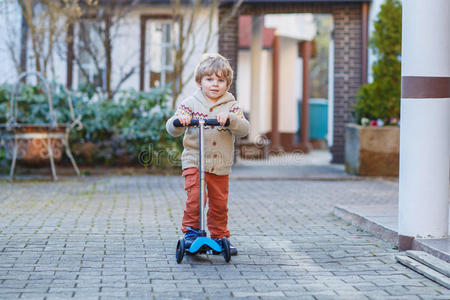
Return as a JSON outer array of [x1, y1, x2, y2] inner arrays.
[[198, 72, 228, 102]]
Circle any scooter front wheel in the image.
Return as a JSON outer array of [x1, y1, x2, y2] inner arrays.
[[222, 237, 231, 263], [176, 238, 186, 263]]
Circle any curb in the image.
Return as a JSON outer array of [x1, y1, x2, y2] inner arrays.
[[395, 254, 450, 289], [333, 205, 398, 245], [333, 205, 450, 263], [413, 239, 450, 263], [230, 176, 362, 181]]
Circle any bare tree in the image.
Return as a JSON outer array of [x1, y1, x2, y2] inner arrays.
[[73, 0, 242, 102], [170, 0, 243, 109], [71, 0, 139, 98], [16, 0, 88, 78], [7, 0, 243, 100]]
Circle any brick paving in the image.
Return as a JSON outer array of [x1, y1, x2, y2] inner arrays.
[[1, 175, 449, 299]]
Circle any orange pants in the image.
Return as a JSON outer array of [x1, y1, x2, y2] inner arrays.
[[181, 167, 230, 239]]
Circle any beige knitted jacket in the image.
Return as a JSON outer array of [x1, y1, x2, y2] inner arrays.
[[166, 88, 250, 175]]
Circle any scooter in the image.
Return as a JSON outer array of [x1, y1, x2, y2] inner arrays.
[[173, 118, 231, 263]]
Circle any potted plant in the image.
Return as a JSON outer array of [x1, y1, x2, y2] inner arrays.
[[0, 81, 65, 166], [345, 0, 402, 176], [0, 73, 87, 180]]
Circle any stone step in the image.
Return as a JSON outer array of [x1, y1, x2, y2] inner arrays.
[[406, 250, 450, 277], [395, 255, 450, 289]]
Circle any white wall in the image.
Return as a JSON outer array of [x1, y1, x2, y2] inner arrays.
[[278, 37, 299, 134], [259, 50, 273, 135], [0, 0, 21, 84], [176, 6, 219, 102], [50, 22, 68, 85], [0, 1, 69, 85], [237, 49, 272, 136], [237, 50, 251, 113], [112, 5, 219, 103], [110, 11, 142, 92], [265, 14, 316, 41], [295, 57, 303, 103]]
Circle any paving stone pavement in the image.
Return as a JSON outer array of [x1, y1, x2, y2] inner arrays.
[[1, 175, 449, 299]]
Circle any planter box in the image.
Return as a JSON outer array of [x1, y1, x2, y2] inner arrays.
[[236, 138, 271, 160], [345, 123, 399, 176], [0, 124, 66, 166]]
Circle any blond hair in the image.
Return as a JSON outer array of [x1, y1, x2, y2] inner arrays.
[[194, 53, 233, 88]]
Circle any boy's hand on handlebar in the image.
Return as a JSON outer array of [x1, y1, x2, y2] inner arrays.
[[216, 112, 229, 126], [179, 115, 192, 126]]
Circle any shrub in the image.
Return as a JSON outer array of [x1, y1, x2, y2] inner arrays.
[[70, 88, 182, 167], [0, 83, 182, 168], [353, 0, 402, 125]]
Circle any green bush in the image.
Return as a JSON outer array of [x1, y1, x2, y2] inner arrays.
[[0, 83, 85, 125], [353, 0, 402, 125], [71, 88, 182, 167], [0, 83, 182, 168]]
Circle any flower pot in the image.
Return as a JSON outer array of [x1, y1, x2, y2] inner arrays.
[[345, 123, 399, 176], [1, 124, 67, 167]]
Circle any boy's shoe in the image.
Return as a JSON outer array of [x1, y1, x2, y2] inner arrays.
[[213, 238, 238, 256], [184, 227, 202, 248]]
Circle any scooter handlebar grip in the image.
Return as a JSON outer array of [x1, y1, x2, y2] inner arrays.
[[173, 118, 229, 127], [173, 119, 183, 127], [204, 119, 230, 127], [173, 119, 199, 127]]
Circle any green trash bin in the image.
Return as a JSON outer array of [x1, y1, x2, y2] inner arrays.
[[298, 98, 328, 140]]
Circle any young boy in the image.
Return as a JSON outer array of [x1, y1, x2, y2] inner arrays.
[[166, 53, 249, 255]]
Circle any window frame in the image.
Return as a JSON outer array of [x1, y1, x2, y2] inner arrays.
[[139, 15, 177, 91]]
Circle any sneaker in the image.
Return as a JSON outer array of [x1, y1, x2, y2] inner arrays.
[[229, 243, 238, 256], [184, 227, 201, 248], [213, 238, 238, 256]]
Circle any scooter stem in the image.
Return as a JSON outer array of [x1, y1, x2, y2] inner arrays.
[[199, 119, 206, 232]]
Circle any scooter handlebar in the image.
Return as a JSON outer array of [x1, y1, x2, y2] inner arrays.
[[173, 118, 230, 127]]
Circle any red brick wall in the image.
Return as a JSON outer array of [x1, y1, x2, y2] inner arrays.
[[219, 2, 364, 163], [218, 5, 239, 96]]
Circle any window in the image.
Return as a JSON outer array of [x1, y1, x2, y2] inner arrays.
[[145, 20, 175, 89], [76, 21, 106, 89]]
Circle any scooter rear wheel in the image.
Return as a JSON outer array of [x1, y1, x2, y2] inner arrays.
[[176, 238, 185, 263], [222, 238, 231, 263]]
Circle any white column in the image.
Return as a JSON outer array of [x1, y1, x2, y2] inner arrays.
[[327, 36, 334, 147], [250, 15, 263, 142], [398, 0, 450, 247]]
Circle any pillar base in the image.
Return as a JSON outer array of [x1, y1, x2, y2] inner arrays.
[[299, 142, 312, 154], [399, 235, 414, 251]]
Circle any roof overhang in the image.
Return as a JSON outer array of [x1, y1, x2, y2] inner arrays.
[[223, 0, 372, 2], [101, 0, 372, 3]]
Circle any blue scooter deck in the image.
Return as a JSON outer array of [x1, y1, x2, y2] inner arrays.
[[187, 237, 222, 254]]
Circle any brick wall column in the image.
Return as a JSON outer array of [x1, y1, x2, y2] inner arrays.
[[330, 5, 363, 163], [218, 5, 239, 96]]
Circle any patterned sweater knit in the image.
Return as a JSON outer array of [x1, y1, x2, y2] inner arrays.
[[166, 88, 250, 175]]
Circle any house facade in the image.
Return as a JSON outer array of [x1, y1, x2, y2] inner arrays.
[[236, 14, 318, 151], [219, 0, 372, 162], [0, 1, 219, 101], [0, 0, 377, 163]]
